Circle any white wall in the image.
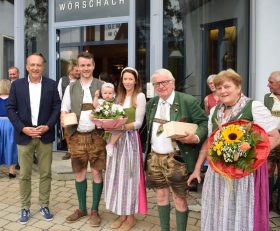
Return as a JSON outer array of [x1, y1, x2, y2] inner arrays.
[[0, 1, 14, 36], [255, 0, 280, 101], [0, 1, 14, 77]]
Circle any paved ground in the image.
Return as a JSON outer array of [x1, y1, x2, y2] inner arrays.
[[0, 151, 279, 231]]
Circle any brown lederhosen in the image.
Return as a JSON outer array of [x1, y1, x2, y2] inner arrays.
[[146, 118, 188, 198], [146, 118, 188, 197], [68, 130, 106, 173], [146, 150, 188, 198], [67, 103, 106, 173], [268, 131, 280, 163]]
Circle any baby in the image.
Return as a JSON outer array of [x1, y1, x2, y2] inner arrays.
[[93, 82, 122, 156], [93, 82, 115, 107]]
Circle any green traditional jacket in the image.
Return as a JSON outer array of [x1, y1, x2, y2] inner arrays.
[[145, 91, 208, 172]]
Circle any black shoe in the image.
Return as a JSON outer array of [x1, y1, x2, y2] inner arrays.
[[9, 173, 16, 179], [15, 164, 20, 170], [33, 155, 38, 165], [62, 152, 71, 160]]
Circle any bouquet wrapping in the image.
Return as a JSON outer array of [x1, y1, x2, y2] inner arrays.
[[207, 119, 270, 179], [90, 101, 127, 129]]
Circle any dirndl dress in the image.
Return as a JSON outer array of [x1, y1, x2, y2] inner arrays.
[[104, 105, 147, 215], [0, 117, 18, 165]]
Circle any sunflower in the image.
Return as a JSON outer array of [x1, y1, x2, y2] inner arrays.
[[221, 124, 244, 144]]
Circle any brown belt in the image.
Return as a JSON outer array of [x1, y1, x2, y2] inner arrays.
[[153, 118, 169, 124], [271, 111, 280, 117], [81, 103, 94, 111]]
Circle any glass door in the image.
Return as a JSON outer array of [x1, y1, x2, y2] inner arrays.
[[57, 23, 128, 82], [56, 23, 128, 150], [201, 18, 237, 96]]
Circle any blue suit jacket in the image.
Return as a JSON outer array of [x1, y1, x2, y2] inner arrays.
[[6, 77, 61, 145]]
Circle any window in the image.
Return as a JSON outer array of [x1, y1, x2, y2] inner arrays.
[[163, 0, 250, 100]]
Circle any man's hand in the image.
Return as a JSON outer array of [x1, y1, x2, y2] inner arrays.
[[36, 125, 49, 135], [176, 132, 199, 144], [22, 127, 42, 138], [60, 112, 68, 128]]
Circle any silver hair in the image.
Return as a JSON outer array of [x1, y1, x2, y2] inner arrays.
[[151, 68, 175, 82], [270, 71, 280, 82], [207, 74, 217, 84]]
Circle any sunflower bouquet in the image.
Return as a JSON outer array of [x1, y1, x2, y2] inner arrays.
[[208, 120, 270, 178]]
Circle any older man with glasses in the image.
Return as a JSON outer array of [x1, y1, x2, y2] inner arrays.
[[145, 68, 208, 231]]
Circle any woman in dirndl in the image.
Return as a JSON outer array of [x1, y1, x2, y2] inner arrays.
[[104, 67, 147, 231], [188, 69, 280, 231], [0, 79, 18, 178]]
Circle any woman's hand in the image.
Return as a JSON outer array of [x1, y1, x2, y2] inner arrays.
[[187, 169, 201, 186]]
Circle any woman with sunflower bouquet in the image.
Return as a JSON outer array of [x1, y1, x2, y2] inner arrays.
[[188, 69, 280, 231]]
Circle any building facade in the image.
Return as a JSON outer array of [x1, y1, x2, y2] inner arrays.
[[0, 0, 14, 78], [10, 0, 280, 149], [13, 0, 280, 101]]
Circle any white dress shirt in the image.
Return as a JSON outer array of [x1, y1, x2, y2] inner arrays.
[[151, 91, 179, 154], [28, 76, 42, 126], [270, 93, 280, 130]]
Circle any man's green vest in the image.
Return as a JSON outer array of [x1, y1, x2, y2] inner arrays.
[[67, 78, 103, 136], [264, 93, 274, 111], [61, 76, 70, 97]]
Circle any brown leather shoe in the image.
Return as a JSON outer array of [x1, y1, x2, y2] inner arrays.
[[62, 152, 71, 160], [66, 209, 87, 223], [111, 216, 126, 229], [118, 218, 136, 231], [89, 211, 101, 227]]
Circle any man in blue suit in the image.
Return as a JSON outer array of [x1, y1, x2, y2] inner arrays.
[[6, 53, 61, 225]]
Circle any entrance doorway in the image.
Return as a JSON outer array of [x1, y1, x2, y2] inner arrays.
[[56, 23, 128, 150], [57, 23, 128, 83], [201, 18, 237, 96]]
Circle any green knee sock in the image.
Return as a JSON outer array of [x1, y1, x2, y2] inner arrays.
[[91, 181, 103, 211], [157, 204, 170, 231], [75, 179, 87, 212], [176, 210, 189, 231], [269, 176, 275, 203]]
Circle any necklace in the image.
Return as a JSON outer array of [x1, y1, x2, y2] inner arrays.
[[224, 105, 233, 110]]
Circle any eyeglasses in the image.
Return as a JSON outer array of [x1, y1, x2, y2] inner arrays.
[[152, 80, 172, 88]]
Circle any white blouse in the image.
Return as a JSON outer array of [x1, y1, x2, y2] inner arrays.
[[123, 92, 146, 130]]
